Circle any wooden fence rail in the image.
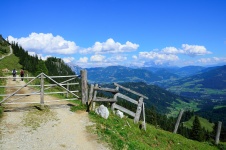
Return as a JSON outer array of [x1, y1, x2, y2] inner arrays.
[[0, 73, 80, 106], [87, 82, 148, 124]]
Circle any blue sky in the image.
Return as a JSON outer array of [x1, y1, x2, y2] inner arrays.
[[1, 0, 226, 68]]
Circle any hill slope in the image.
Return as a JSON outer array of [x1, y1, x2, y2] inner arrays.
[[86, 66, 162, 83], [87, 109, 220, 150], [101, 82, 197, 115], [159, 65, 226, 100]]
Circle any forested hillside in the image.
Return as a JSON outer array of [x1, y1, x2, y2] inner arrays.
[[9, 42, 79, 92], [159, 65, 226, 100], [11, 42, 76, 77], [86, 66, 162, 83], [101, 82, 193, 114], [97, 82, 226, 143], [0, 34, 10, 57]]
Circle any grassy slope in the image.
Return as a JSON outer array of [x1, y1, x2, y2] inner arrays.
[[86, 110, 218, 150], [167, 99, 199, 117], [70, 102, 218, 150], [183, 116, 214, 132], [0, 45, 10, 57], [0, 54, 22, 72]]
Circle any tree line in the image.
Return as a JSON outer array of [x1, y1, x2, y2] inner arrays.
[[11, 42, 79, 92]]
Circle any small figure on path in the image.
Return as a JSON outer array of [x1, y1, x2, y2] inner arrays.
[[20, 69, 24, 81], [12, 69, 17, 81]]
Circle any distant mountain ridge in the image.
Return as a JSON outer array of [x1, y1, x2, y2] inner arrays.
[[69, 64, 226, 100], [79, 65, 210, 84], [100, 82, 192, 114], [86, 66, 162, 83], [161, 65, 226, 100]]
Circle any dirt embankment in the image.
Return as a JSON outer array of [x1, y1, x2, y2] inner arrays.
[[0, 77, 109, 150]]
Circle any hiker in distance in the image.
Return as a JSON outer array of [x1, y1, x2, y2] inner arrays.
[[20, 69, 24, 81], [12, 69, 17, 81]]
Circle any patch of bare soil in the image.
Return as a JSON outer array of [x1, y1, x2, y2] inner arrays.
[[0, 77, 109, 150]]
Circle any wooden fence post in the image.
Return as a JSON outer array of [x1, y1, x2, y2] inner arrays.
[[92, 84, 98, 111], [40, 73, 44, 108], [173, 109, 184, 133], [215, 121, 222, 145], [134, 97, 143, 123], [88, 84, 94, 103], [142, 102, 146, 131], [81, 70, 88, 105], [87, 84, 94, 112], [66, 82, 69, 98]]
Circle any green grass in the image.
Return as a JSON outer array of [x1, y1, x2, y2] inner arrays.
[[183, 116, 214, 132], [214, 105, 226, 109], [69, 100, 86, 112], [167, 99, 199, 117], [85, 107, 218, 150], [0, 71, 5, 117], [0, 44, 10, 57], [0, 54, 22, 71]]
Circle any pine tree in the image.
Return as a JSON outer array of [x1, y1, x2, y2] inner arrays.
[[35, 60, 48, 75], [190, 116, 203, 141]]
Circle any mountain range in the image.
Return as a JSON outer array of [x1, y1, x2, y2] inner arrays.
[[159, 65, 226, 100], [70, 64, 226, 101]]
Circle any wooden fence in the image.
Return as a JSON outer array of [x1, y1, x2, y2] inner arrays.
[[87, 81, 148, 124], [0, 72, 80, 106]]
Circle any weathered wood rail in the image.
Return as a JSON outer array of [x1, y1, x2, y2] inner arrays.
[[87, 81, 148, 124], [0, 73, 80, 106]]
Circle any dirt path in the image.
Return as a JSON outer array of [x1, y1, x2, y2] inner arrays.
[[0, 45, 12, 60], [0, 77, 109, 150]]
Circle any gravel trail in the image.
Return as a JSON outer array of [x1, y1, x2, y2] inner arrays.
[[0, 77, 109, 150]]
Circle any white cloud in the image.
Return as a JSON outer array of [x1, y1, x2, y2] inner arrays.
[[8, 32, 79, 54], [80, 38, 139, 54], [198, 58, 212, 63], [63, 57, 75, 63], [198, 57, 226, 64], [160, 44, 211, 56], [181, 44, 212, 56], [90, 54, 106, 62], [78, 57, 88, 63], [162, 47, 181, 54], [28, 51, 36, 56], [107, 55, 127, 62], [138, 51, 179, 65], [132, 55, 138, 59], [139, 51, 179, 61], [27, 51, 52, 60]]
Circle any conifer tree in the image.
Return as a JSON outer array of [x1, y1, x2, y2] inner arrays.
[[190, 115, 203, 141], [35, 60, 48, 75]]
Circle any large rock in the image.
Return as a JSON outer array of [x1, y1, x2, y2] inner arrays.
[[95, 105, 109, 119], [116, 110, 124, 118]]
